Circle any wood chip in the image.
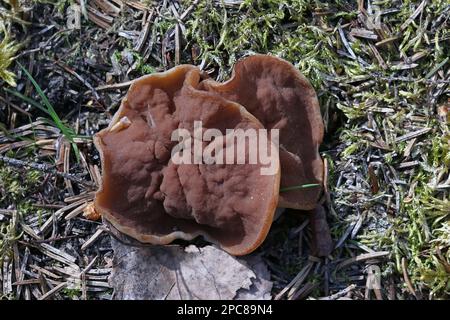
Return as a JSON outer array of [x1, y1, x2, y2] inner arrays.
[[64, 191, 95, 204], [287, 262, 314, 299], [410, 51, 428, 62], [403, 138, 417, 158], [14, 245, 29, 297], [179, 0, 200, 21], [52, 266, 84, 278], [86, 268, 112, 275], [63, 140, 74, 196]]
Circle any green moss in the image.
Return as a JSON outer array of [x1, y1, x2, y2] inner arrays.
[[381, 128, 449, 298], [132, 51, 156, 75], [0, 162, 44, 263], [62, 288, 82, 299], [0, 22, 21, 86], [112, 49, 122, 62], [185, 0, 344, 85]]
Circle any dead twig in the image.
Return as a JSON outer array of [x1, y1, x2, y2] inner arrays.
[[0, 155, 92, 187]]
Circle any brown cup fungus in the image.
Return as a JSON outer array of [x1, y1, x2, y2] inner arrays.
[[200, 55, 324, 210], [94, 55, 324, 256], [94, 65, 280, 256]]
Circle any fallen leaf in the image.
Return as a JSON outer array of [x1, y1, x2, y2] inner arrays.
[[109, 237, 273, 300]]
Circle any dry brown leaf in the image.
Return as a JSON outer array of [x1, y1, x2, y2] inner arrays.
[[109, 238, 273, 300]]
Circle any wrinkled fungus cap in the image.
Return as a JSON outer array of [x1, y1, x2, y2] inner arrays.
[[94, 65, 280, 256], [200, 55, 324, 210]]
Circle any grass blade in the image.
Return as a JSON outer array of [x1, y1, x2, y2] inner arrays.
[[280, 183, 320, 193], [17, 62, 80, 162], [4, 87, 51, 116]]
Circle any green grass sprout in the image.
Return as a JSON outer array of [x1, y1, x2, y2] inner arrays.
[[17, 62, 81, 162], [280, 183, 320, 192]]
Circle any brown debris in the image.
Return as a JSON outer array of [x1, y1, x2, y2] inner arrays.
[[83, 202, 102, 221], [308, 205, 333, 257], [350, 28, 378, 40], [401, 257, 418, 299], [368, 163, 379, 194]]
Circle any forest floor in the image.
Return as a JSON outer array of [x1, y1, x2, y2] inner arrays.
[[0, 0, 449, 300]]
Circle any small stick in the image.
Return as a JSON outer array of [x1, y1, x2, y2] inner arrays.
[[395, 127, 431, 143], [336, 251, 389, 271], [81, 256, 99, 300], [174, 23, 181, 65], [89, 80, 134, 93], [32, 235, 84, 243], [400, 0, 428, 31], [179, 0, 200, 21], [81, 228, 105, 251], [38, 282, 67, 300], [0, 155, 92, 187]]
